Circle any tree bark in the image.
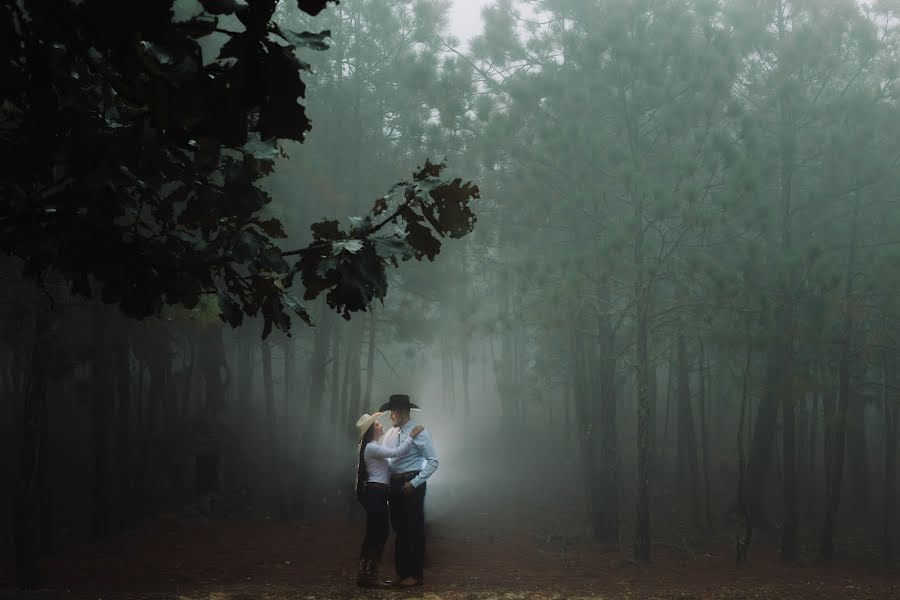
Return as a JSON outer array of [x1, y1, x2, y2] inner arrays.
[[699, 343, 712, 532], [882, 349, 897, 561], [115, 322, 134, 529], [14, 300, 52, 589], [819, 177, 860, 561], [90, 308, 112, 540], [236, 319, 255, 422], [597, 290, 619, 544], [847, 391, 870, 510], [676, 334, 702, 530], [263, 338, 284, 517], [364, 308, 376, 409], [781, 368, 798, 561]]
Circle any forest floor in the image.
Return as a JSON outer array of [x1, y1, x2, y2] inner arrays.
[[2, 489, 898, 600], [2, 442, 898, 600]]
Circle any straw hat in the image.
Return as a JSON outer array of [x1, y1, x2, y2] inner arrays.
[[355, 411, 385, 441]]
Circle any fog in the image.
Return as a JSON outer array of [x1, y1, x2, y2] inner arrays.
[[3, 0, 900, 596]]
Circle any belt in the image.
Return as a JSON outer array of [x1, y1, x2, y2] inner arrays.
[[365, 481, 388, 489], [390, 471, 419, 482]]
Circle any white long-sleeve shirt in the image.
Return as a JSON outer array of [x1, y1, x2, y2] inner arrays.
[[363, 435, 415, 484]]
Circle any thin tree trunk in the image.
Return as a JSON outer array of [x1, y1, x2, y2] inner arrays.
[[819, 178, 861, 562], [807, 391, 818, 518], [571, 323, 603, 541], [735, 346, 753, 566], [91, 308, 112, 540], [634, 302, 652, 563], [847, 392, 870, 510], [882, 349, 897, 561], [14, 301, 52, 589], [263, 339, 284, 517], [597, 292, 619, 544], [461, 334, 471, 424], [237, 319, 255, 422], [346, 318, 364, 434], [304, 307, 333, 451], [115, 322, 133, 529], [284, 335, 295, 426], [676, 334, 702, 529], [364, 308, 376, 408], [330, 322, 342, 423], [699, 343, 712, 532], [181, 332, 195, 419], [822, 384, 836, 506], [781, 367, 798, 560]]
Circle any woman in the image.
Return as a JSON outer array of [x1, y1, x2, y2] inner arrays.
[[354, 411, 423, 588]]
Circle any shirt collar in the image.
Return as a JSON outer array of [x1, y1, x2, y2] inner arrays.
[[400, 420, 416, 433]]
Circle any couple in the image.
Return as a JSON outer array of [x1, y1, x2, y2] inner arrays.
[[354, 394, 438, 588]]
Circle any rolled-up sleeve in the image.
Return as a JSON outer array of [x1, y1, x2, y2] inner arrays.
[[410, 431, 438, 487]]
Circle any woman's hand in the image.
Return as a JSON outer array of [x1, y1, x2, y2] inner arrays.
[[411, 425, 425, 438]]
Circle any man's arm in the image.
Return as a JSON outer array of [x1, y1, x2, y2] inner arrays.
[[409, 430, 438, 488]]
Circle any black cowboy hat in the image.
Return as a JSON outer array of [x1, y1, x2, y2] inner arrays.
[[379, 394, 420, 412]]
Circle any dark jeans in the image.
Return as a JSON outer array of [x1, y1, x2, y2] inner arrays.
[[389, 479, 426, 580], [360, 485, 390, 559]]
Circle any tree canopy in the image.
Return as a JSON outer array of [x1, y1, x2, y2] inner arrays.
[[0, 0, 479, 336]]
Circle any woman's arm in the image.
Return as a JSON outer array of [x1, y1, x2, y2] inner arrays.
[[364, 426, 425, 459]]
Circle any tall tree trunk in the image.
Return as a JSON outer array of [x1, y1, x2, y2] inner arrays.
[[735, 346, 753, 566], [822, 384, 835, 507], [807, 391, 818, 518], [819, 178, 861, 562], [236, 319, 255, 422], [699, 343, 712, 532], [263, 339, 284, 517], [847, 392, 870, 510], [198, 324, 229, 414], [745, 338, 784, 527], [91, 308, 112, 540], [676, 334, 702, 530], [14, 302, 52, 589], [781, 365, 798, 560], [330, 322, 342, 424], [283, 334, 295, 455], [571, 324, 603, 541], [461, 334, 471, 424], [634, 299, 652, 563], [364, 308, 376, 409], [137, 332, 167, 517], [114, 321, 134, 529], [882, 349, 897, 561], [306, 308, 333, 449], [597, 291, 619, 544], [181, 331, 195, 419], [346, 318, 364, 433]]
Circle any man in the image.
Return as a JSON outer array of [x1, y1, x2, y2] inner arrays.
[[379, 394, 439, 587]]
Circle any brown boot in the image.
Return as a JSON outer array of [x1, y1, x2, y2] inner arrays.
[[367, 551, 391, 588], [356, 557, 375, 587]]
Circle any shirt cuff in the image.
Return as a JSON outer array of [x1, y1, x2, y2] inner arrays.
[[410, 477, 423, 488]]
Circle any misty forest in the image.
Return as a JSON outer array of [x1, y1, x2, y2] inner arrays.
[[2, 0, 900, 598]]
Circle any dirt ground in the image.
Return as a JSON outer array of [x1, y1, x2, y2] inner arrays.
[[2, 441, 898, 600], [2, 491, 898, 600]]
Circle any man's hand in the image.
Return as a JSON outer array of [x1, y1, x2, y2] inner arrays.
[[403, 482, 416, 495]]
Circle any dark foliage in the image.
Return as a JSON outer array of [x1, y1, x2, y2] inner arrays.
[[0, 0, 478, 336]]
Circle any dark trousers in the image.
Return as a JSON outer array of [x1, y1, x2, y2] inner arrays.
[[360, 486, 390, 559], [389, 479, 426, 580]]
